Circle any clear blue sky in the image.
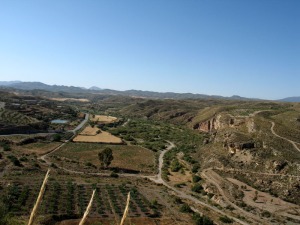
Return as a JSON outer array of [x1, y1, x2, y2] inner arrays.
[[0, 0, 299, 99]]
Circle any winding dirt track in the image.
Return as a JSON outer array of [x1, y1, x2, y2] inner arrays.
[[40, 138, 249, 225], [13, 111, 300, 224], [199, 119, 300, 224], [148, 142, 250, 225], [270, 121, 300, 153], [201, 169, 264, 224]]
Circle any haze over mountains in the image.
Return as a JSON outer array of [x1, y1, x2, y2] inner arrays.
[[0, 81, 299, 102]]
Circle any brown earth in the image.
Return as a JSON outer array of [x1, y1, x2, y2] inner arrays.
[[56, 217, 180, 225], [49, 98, 90, 102], [91, 115, 118, 123], [73, 126, 122, 144]]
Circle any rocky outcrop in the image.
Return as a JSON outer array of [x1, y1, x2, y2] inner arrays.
[[224, 141, 257, 154], [229, 118, 245, 127], [193, 115, 222, 132]]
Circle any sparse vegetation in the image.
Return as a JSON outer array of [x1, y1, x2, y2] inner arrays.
[[0, 89, 299, 224], [219, 215, 233, 223]]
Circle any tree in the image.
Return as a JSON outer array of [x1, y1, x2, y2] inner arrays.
[[52, 134, 61, 142], [170, 159, 182, 172], [98, 148, 113, 168]]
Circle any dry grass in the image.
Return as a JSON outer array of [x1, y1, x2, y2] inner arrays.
[[28, 169, 50, 225], [49, 98, 90, 102], [90, 115, 118, 123], [53, 143, 155, 173], [15, 142, 61, 155], [228, 178, 300, 215], [79, 126, 99, 136], [73, 126, 122, 144], [73, 131, 123, 144]]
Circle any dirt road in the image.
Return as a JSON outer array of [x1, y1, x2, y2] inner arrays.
[[271, 121, 300, 153], [201, 169, 266, 224], [149, 142, 250, 225]]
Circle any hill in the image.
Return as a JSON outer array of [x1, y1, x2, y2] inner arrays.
[[279, 96, 300, 102], [0, 81, 258, 101]]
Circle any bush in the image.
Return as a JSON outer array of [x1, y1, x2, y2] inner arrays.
[[51, 163, 57, 168], [191, 183, 203, 193], [207, 193, 214, 199], [192, 213, 214, 225], [110, 172, 119, 178], [261, 211, 271, 218], [192, 175, 201, 183], [0, 142, 11, 151], [179, 203, 193, 213], [174, 182, 186, 188], [19, 156, 28, 162], [219, 215, 233, 223], [52, 134, 61, 142], [192, 164, 200, 173], [173, 197, 183, 204], [170, 159, 182, 172], [7, 155, 22, 167], [85, 162, 95, 168]]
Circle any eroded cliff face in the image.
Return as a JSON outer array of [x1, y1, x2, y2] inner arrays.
[[194, 113, 260, 155], [193, 113, 256, 134], [224, 141, 257, 154], [193, 114, 222, 132]]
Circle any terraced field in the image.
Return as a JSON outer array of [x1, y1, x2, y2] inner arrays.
[[0, 109, 39, 125], [0, 182, 157, 218]]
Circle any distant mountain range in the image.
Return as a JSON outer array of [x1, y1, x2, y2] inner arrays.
[[0, 81, 22, 86], [0, 81, 299, 102], [278, 97, 300, 102]]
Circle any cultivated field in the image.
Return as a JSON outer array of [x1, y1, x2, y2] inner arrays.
[[90, 115, 118, 123], [73, 126, 123, 144], [79, 126, 99, 136], [52, 143, 155, 174], [15, 142, 62, 155], [49, 97, 90, 102]]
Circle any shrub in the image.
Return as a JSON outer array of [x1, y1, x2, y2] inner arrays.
[[174, 182, 187, 188], [192, 164, 200, 173], [52, 134, 61, 142], [192, 175, 201, 183], [170, 159, 182, 172], [0, 142, 11, 151], [110, 172, 119, 178], [179, 203, 192, 213], [7, 155, 22, 167], [261, 211, 271, 218], [219, 215, 233, 223], [192, 213, 214, 225], [191, 183, 203, 193], [174, 197, 183, 204], [19, 156, 28, 162]]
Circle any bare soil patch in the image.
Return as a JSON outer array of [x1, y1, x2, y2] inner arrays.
[[79, 126, 99, 136], [73, 126, 122, 144], [228, 178, 300, 219], [91, 115, 118, 123], [16, 142, 61, 155], [49, 98, 90, 102], [56, 217, 179, 225], [169, 170, 192, 184]]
